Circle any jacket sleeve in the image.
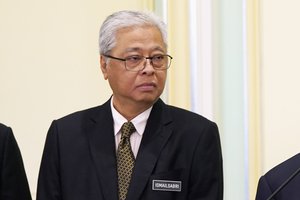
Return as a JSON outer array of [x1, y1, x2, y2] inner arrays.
[[0, 126, 32, 200], [36, 121, 62, 200], [188, 122, 223, 200]]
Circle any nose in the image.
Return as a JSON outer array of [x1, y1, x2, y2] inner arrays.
[[141, 58, 155, 74]]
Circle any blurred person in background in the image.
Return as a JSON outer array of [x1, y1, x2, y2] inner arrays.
[[0, 123, 31, 200], [256, 153, 300, 200]]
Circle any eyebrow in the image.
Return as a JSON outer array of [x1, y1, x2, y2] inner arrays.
[[124, 46, 165, 53]]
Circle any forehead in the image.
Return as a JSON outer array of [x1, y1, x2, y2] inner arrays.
[[113, 25, 166, 52]]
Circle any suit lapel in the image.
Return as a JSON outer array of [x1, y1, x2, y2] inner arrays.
[[86, 100, 119, 200], [126, 99, 173, 200]]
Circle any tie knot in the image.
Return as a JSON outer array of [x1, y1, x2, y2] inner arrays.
[[121, 122, 136, 138]]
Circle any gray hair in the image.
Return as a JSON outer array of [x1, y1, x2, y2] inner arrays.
[[99, 10, 167, 55]]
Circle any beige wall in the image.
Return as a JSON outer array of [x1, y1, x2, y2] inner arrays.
[[0, 0, 151, 197], [260, 0, 300, 174]]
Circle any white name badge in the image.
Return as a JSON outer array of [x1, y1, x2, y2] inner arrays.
[[152, 180, 182, 192]]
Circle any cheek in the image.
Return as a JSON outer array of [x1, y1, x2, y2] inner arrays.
[[157, 73, 167, 87], [108, 72, 136, 91]]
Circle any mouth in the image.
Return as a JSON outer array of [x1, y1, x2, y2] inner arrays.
[[136, 82, 157, 91]]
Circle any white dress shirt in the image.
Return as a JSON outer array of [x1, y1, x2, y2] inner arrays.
[[110, 98, 152, 158]]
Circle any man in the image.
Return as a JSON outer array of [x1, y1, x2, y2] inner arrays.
[[255, 153, 300, 200], [37, 10, 223, 200], [0, 123, 32, 200]]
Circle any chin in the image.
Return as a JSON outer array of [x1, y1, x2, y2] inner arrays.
[[136, 96, 159, 105]]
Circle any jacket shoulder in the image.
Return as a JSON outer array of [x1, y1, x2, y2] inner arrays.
[[58, 105, 102, 120], [0, 123, 12, 140], [264, 153, 300, 185], [166, 104, 216, 126], [54, 101, 110, 124]]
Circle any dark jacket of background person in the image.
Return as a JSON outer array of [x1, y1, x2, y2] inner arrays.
[[255, 153, 300, 200], [0, 123, 32, 200]]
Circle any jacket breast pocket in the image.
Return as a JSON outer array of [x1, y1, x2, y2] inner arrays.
[[142, 168, 186, 200]]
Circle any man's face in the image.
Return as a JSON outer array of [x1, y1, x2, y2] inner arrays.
[[100, 25, 167, 109]]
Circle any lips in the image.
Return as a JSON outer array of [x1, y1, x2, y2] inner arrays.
[[136, 82, 157, 91]]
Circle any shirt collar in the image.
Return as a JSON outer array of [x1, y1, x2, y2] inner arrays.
[[110, 97, 152, 136]]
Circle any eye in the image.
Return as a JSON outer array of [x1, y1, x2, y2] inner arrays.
[[152, 55, 165, 62], [125, 55, 143, 63]]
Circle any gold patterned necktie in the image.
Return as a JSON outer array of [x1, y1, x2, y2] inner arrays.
[[117, 122, 136, 200]]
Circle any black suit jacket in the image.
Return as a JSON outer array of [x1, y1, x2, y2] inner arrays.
[[37, 99, 223, 200], [255, 153, 300, 200], [0, 123, 31, 200]]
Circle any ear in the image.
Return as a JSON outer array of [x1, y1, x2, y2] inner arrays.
[[100, 55, 108, 80]]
